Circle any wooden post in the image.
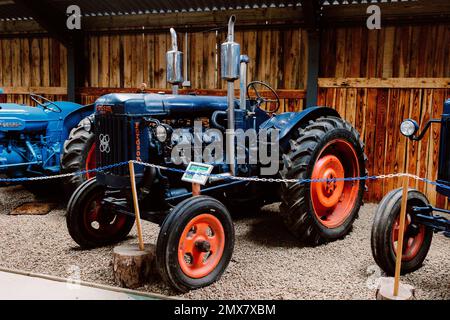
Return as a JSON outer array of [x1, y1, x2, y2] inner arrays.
[[129, 161, 145, 251], [393, 175, 409, 296], [192, 183, 201, 196]]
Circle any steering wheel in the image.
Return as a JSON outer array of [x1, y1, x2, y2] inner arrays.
[[247, 81, 280, 114], [30, 93, 62, 113]]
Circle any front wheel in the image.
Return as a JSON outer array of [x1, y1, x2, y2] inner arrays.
[[66, 178, 135, 248], [156, 196, 234, 292], [371, 188, 433, 275], [280, 116, 366, 245]]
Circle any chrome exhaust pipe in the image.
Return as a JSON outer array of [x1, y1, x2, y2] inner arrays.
[[221, 16, 240, 176], [239, 55, 249, 110], [166, 28, 183, 94]]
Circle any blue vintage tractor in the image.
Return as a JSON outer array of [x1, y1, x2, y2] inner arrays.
[[67, 17, 367, 292], [371, 98, 450, 275], [0, 93, 96, 192]]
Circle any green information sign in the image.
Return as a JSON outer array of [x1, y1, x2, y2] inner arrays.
[[181, 162, 214, 186]]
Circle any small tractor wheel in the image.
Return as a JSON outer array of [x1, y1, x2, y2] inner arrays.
[[280, 116, 366, 245], [61, 115, 96, 194], [371, 188, 433, 275], [156, 196, 234, 292], [66, 178, 135, 248]]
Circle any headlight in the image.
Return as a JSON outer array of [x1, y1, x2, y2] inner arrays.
[[82, 118, 92, 132], [155, 124, 172, 142], [400, 119, 418, 137]]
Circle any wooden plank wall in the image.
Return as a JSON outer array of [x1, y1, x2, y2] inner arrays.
[[0, 29, 306, 110], [319, 24, 450, 204], [0, 37, 67, 104], [85, 29, 307, 89]]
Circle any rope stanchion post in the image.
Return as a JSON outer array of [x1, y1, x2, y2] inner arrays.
[[128, 160, 145, 251], [192, 183, 201, 196], [393, 175, 409, 296], [112, 161, 157, 289]]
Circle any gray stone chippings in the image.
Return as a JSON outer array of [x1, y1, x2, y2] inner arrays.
[[0, 185, 448, 300]]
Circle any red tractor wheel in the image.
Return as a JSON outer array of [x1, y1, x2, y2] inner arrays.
[[280, 116, 366, 245], [66, 178, 135, 248], [61, 115, 97, 194], [371, 188, 433, 275], [156, 196, 234, 292]]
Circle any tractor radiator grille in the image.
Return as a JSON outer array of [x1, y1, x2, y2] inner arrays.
[[95, 113, 130, 176]]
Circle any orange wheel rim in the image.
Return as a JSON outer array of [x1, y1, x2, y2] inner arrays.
[[391, 212, 426, 261], [178, 214, 225, 279], [85, 143, 96, 180], [310, 139, 360, 228]]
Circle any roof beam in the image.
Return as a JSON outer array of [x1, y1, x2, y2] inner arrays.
[[12, 0, 71, 45], [300, 0, 321, 31], [82, 7, 304, 32], [321, 0, 450, 26]]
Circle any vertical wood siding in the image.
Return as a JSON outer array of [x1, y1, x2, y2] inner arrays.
[[319, 24, 450, 204]]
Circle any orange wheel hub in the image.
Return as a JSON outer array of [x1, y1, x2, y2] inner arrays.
[[310, 139, 360, 228], [85, 143, 96, 180], [311, 155, 345, 209], [391, 212, 426, 261], [178, 214, 225, 279]]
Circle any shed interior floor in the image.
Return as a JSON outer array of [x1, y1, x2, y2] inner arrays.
[[0, 185, 448, 300]]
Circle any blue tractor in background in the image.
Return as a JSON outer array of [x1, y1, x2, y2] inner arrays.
[[0, 93, 96, 193]]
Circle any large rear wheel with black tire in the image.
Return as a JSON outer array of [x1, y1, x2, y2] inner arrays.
[[280, 116, 366, 245], [371, 188, 433, 275], [156, 196, 234, 292], [66, 178, 135, 248], [61, 115, 96, 194]]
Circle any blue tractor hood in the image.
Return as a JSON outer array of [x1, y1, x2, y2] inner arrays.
[[95, 93, 232, 117], [0, 101, 88, 133], [0, 103, 48, 132]]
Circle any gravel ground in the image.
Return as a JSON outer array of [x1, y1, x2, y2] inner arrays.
[[0, 185, 448, 300]]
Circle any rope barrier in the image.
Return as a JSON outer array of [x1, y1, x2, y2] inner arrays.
[[0, 159, 449, 192]]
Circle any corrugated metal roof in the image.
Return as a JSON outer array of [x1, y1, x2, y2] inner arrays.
[[0, 0, 301, 20], [0, 0, 421, 21]]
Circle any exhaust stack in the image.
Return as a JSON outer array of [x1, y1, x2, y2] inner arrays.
[[239, 55, 249, 111], [221, 16, 240, 176], [166, 28, 183, 94]]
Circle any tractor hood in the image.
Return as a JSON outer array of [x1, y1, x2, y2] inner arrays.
[[95, 93, 233, 117], [0, 103, 48, 132]]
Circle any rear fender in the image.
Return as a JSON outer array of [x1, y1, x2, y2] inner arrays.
[[260, 107, 340, 152]]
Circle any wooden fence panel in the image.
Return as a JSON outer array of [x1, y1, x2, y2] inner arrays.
[[318, 87, 450, 203], [319, 23, 449, 204], [0, 36, 67, 103], [320, 24, 450, 78], [84, 28, 307, 91]]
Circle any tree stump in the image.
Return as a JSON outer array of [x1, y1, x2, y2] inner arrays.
[[112, 244, 157, 289], [376, 277, 415, 300]]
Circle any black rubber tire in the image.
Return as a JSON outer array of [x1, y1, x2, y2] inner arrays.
[[66, 178, 135, 248], [280, 116, 367, 246], [61, 115, 96, 195], [371, 188, 433, 275], [156, 196, 235, 292]]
